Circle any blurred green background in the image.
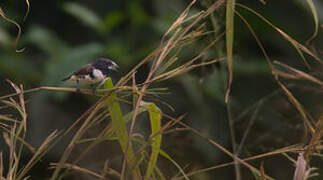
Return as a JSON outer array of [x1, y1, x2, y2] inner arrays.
[[0, 0, 323, 179]]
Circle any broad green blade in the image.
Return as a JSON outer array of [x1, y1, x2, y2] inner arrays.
[[143, 102, 162, 180], [104, 78, 137, 169]]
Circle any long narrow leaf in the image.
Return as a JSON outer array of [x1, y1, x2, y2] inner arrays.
[[144, 103, 162, 180], [104, 78, 137, 170], [237, 3, 323, 66], [274, 74, 314, 134], [305, 0, 319, 43]]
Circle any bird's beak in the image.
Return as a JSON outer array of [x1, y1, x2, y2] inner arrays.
[[110, 61, 119, 71]]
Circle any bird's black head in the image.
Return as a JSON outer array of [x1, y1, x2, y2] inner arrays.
[[93, 58, 119, 74]]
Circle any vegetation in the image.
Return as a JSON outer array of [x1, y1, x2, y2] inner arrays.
[[0, 0, 322, 179]]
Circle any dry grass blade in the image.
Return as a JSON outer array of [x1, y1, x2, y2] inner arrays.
[[153, 28, 182, 74], [3, 126, 18, 180], [50, 163, 104, 179], [1, 126, 35, 153], [0, 152, 3, 179], [116, 49, 160, 87], [304, 114, 323, 162], [177, 122, 274, 180], [236, 99, 263, 156], [0, 7, 24, 52], [152, 0, 225, 78], [0, 86, 98, 100], [237, 3, 323, 66], [203, 0, 225, 17], [225, 0, 236, 103], [17, 130, 58, 180], [160, 150, 189, 180], [234, 11, 273, 68], [148, 32, 225, 84], [0, 84, 136, 101], [155, 54, 179, 77], [6, 80, 28, 132], [50, 102, 104, 179], [163, 0, 197, 38], [150, 58, 224, 84], [305, 0, 319, 45], [66, 117, 115, 172], [101, 160, 122, 179], [0, 114, 21, 124], [274, 61, 323, 86], [174, 144, 303, 179], [273, 74, 315, 134], [260, 161, 265, 180], [24, 0, 30, 21]]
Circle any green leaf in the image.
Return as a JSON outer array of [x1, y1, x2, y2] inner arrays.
[[142, 102, 162, 180], [127, 1, 150, 26], [102, 11, 125, 34], [63, 2, 101, 30], [104, 78, 137, 170]]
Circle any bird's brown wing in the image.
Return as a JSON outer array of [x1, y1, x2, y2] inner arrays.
[[73, 64, 94, 77], [61, 63, 94, 81]]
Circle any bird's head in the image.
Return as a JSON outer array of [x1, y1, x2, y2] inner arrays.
[[94, 58, 119, 72]]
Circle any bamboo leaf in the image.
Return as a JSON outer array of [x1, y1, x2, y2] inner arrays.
[[104, 78, 137, 169], [143, 102, 162, 180]]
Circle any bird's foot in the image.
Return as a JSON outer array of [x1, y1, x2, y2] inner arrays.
[[90, 84, 97, 94], [76, 80, 81, 93]]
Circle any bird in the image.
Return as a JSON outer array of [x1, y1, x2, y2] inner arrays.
[[62, 57, 119, 93]]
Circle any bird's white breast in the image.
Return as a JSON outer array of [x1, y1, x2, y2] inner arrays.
[[68, 69, 106, 85], [92, 69, 105, 80]]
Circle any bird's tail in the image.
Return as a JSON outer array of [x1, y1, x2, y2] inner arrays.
[[61, 75, 71, 81]]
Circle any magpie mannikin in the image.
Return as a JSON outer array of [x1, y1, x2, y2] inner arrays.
[[62, 57, 119, 93]]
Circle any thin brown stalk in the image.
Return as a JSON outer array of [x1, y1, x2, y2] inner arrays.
[[0, 152, 3, 179], [177, 121, 275, 180], [273, 74, 315, 134], [175, 144, 303, 180], [50, 101, 104, 179], [23, 0, 30, 21], [274, 61, 323, 86], [0, 126, 35, 153], [50, 163, 104, 179], [304, 114, 323, 162], [236, 3, 323, 65], [17, 130, 58, 180]]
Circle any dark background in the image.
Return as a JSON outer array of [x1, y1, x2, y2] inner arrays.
[[0, 0, 323, 179]]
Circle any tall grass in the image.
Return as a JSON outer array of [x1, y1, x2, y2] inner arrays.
[[0, 0, 323, 179]]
